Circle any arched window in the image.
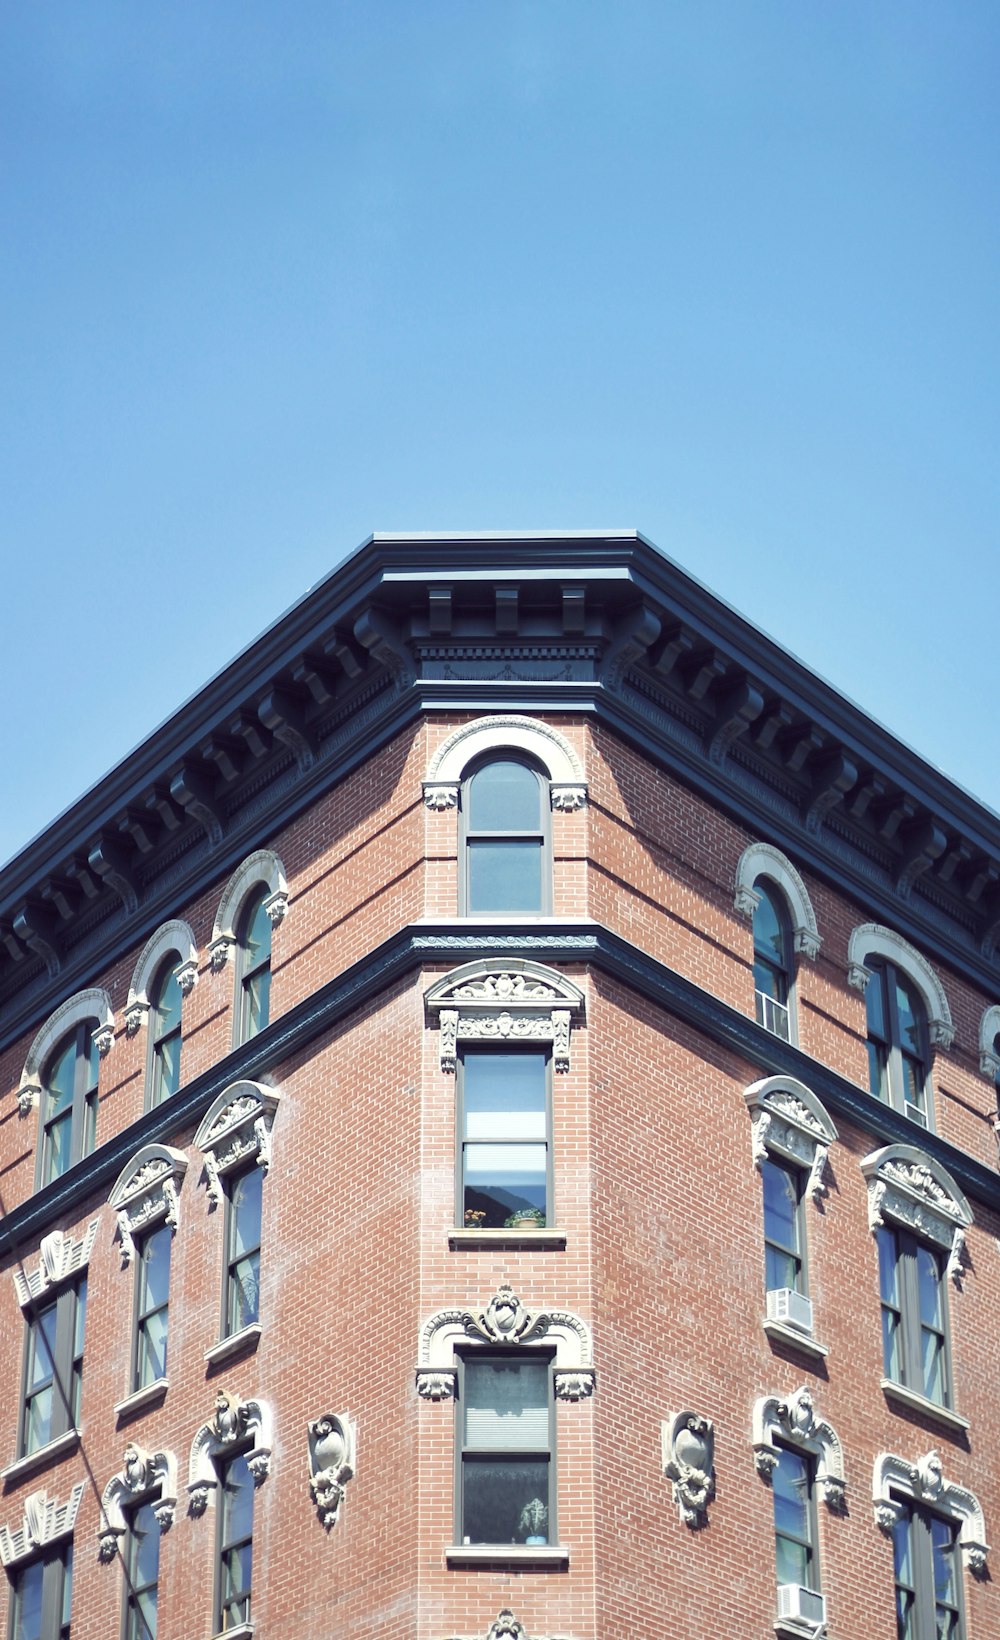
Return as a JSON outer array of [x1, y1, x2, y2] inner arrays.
[[40, 1025, 100, 1186], [235, 888, 272, 1044], [462, 757, 549, 915], [753, 881, 792, 1041], [864, 963, 932, 1128], [148, 959, 183, 1107]]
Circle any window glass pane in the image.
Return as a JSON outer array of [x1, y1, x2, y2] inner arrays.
[[464, 1143, 546, 1224], [921, 1327, 946, 1404], [74, 1280, 87, 1358], [139, 1308, 168, 1386], [462, 1458, 549, 1545], [14, 1559, 45, 1640], [140, 1227, 172, 1313], [773, 1450, 810, 1542], [775, 1532, 810, 1588], [895, 977, 923, 1057], [917, 1246, 943, 1329], [128, 1501, 160, 1639], [866, 967, 887, 1038], [60, 1548, 72, 1639], [152, 1032, 181, 1102], [464, 1053, 546, 1140], [877, 1229, 899, 1305], [153, 966, 182, 1037], [243, 897, 272, 969], [243, 968, 270, 1038], [44, 1111, 73, 1183], [753, 885, 786, 969], [464, 1358, 548, 1448], [932, 1516, 959, 1621], [29, 1306, 58, 1389], [468, 842, 542, 914], [45, 1040, 76, 1115], [867, 1040, 888, 1100], [222, 1450, 255, 1553], [232, 1169, 263, 1258], [469, 762, 541, 831], [762, 1160, 799, 1251]]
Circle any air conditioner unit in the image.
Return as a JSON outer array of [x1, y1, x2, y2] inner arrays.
[[777, 1583, 826, 1627], [767, 1287, 813, 1334]]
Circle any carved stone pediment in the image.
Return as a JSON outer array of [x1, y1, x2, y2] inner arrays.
[[194, 1081, 280, 1208], [744, 1077, 837, 1202], [874, 1450, 989, 1573], [0, 1483, 85, 1567], [98, 1445, 178, 1560], [425, 960, 585, 1072], [753, 1386, 846, 1511], [417, 1285, 594, 1402], [188, 1393, 272, 1515], [862, 1145, 972, 1280], [108, 1144, 188, 1265], [13, 1220, 100, 1309]]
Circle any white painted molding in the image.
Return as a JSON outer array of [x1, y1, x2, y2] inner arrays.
[[0, 1483, 85, 1567], [194, 1081, 280, 1208], [187, 1393, 272, 1515], [17, 988, 116, 1114], [744, 1075, 838, 1201], [862, 1144, 972, 1280], [873, 1450, 988, 1573], [446, 1611, 572, 1640], [98, 1444, 178, 1561], [752, 1386, 846, 1511], [847, 924, 954, 1048], [423, 715, 587, 811], [108, 1143, 188, 1266], [417, 1283, 594, 1402], [12, 1220, 100, 1310], [424, 959, 585, 1073], [125, 920, 200, 1033], [209, 850, 288, 969], [734, 842, 821, 959], [978, 1005, 1000, 1079]]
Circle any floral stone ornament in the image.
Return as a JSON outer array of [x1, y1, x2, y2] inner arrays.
[[662, 1411, 716, 1528], [307, 1412, 356, 1530]]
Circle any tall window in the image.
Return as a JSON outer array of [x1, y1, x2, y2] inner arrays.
[[217, 1451, 254, 1632], [865, 961, 931, 1126], [877, 1225, 950, 1406], [753, 881, 791, 1040], [124, 1501, 161, 1640], [893, 1502, 962, 1640], [147, 960, 182, 1107], [459, 1051, 549, 1228], [762, 1157, 805, 1297], [11, 1545, 72, 1640], [235, 890, 271, 1044], [21, 1279, 86, 1456], [224, 1168, 262, 1337], [39, 1025, 99, 1185], [462, 758, 548, 915], [132, 1224, 171, 1391], [773, 1446, 818, 1594], [458, 1353, 553, 1546]]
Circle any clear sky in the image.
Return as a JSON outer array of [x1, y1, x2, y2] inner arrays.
[[2, 3, 998, 867]]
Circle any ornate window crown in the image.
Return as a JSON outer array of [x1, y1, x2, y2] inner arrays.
[[17, 989, 115, 1115], [125, 920, 199, 1034], [847, 924, 954, 1048], [209, 850, 289, 971], [734, 843, 821, 959], [188, 1392, 272, 1515], [423, 715, 587, 812], [424, 959, 585, 1073], [753, 1385, 846, 1512], [861, 1145, 972, 1283], [0, 1484, 85, 1567], [194, 1081, 280, 1208], [873, 1450, 988, 1573], [108, 1143, 188, 1266], [13, 1220, 100, 1309], [744, 1075, 838, 1201], [98, 1444, 178, 1560], [417, 1283, 594, 1403]]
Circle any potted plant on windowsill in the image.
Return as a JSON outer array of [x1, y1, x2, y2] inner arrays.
[[463, 1209, 487, 1228], [519, 1497, 548, 1545], [504, 1208, 546, 1229]]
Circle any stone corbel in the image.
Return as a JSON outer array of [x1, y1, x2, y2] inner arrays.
[[176, 957, 199, 995], [209, 934, 234, 971], [263, 889, 288, 926], [550, 784, 586, 812], [124, 1000, 150, 1037], [662, 1411, 716, 1528], [307, 1413, 356, 1530], [93, 1022, 115, 1057], [423, 781, 459, 810]]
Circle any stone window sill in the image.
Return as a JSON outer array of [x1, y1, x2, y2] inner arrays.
[[114, 1378, 168, 1420], [205, 1324, 262, 1368], [2, 1428, 80, 1485], [881, 1379, 970, 1434], [774, 1618, 823, 1640], [449, 1227, 567, 1250], [446, 1544, 568, 1568], [210, 1626, 253, 1640], [763, 1320, 829, 1361]]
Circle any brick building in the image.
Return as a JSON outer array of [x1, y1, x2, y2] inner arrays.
[[0, 530, 998, 1640]]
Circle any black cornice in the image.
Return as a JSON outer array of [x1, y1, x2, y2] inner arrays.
[[2, 919, 996, 1254]]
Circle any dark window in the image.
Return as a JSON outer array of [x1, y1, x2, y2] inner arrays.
[[235, 891, 271, 1045], [773, 1446, 818, 1591], [39, 1025, 99, 1186], [216, 1451, 254, 1632], [762, 1157, 805, 1295], [123, 1500, 161, 1640], [132, 1224, 171, 1392], [457, 1353, 553, 1546], [877, 1225, 950, 1406], [893, 1500, 962, 1640], [753, 882, 791, 1040], [462, 758, 548, 915], [11, 1544, 72, 1640], [21, 1280, 86, 1457], [224, 1168, 262, 1337], [865, 961, 931, 1127], [147, 960, 182, 1108], [459, 1050, 549, 1229]]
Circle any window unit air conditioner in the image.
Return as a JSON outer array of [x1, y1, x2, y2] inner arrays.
[[777, 1583, 826, 1628], [767, 1287, 813, 1334]]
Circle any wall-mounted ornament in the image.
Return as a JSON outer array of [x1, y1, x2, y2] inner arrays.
[[307, 1412, 356, 1530], [661, 1411, 716, 1528], [188, 1391, 272, 1515], [98, 1445, 177, 1561]]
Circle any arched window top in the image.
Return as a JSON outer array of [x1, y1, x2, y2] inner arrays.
[[125, 921, 199, 1034], [424, 715, 587, 812], [978, 1005, 1000, 1078], [209, 850, 288, 971], [425, 960, 585, 1073], [416, 1282, 594, 1403], [873, 1450, 988, 1574], [752, 1386, 846, 1510], [17, 988, 115, 1112], [98, 1444, 178, 1560], [734, 843, 820, 959], [187, 1393, 273, 1512], [847, 924, 954, 1049], [861, 1143, 971, 1284], [744, 1076, 838, 1201]]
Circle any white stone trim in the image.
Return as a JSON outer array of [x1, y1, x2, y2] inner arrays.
[[744, 1076, 837, 1201], [416, 1283, 594, 1402], [194, 1081, 280, 1208], [108, 1143, 188, 1266], [307, 1412, 356, 1530], [861, 1144, 972, 1280], [873, 1450, 988, 1573], [661, 1411, 716, 1527], [423, 715, 587, 811], [0, 1483, 85, 1567], [424, 959, 585, 1073], [12, 1220, 100, 1309], [209, 850, 288, 970], [734, 843, 821, 959], [17, 988, 116, 1114], [188, 1393, 272, 1514], [847, 924, 954, 1048], [446, 1610, 572, 1640], [752, 1386, 846, 1511], [97, 1444, 177, 1561], [978, 1005, 1000, 1079], [125, 920, 200, 1034]]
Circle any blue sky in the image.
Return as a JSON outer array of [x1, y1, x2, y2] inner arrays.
[[3, 3, 998, 866]]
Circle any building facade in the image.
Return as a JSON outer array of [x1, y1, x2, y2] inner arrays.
[[0, 531, 998, 1640]]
